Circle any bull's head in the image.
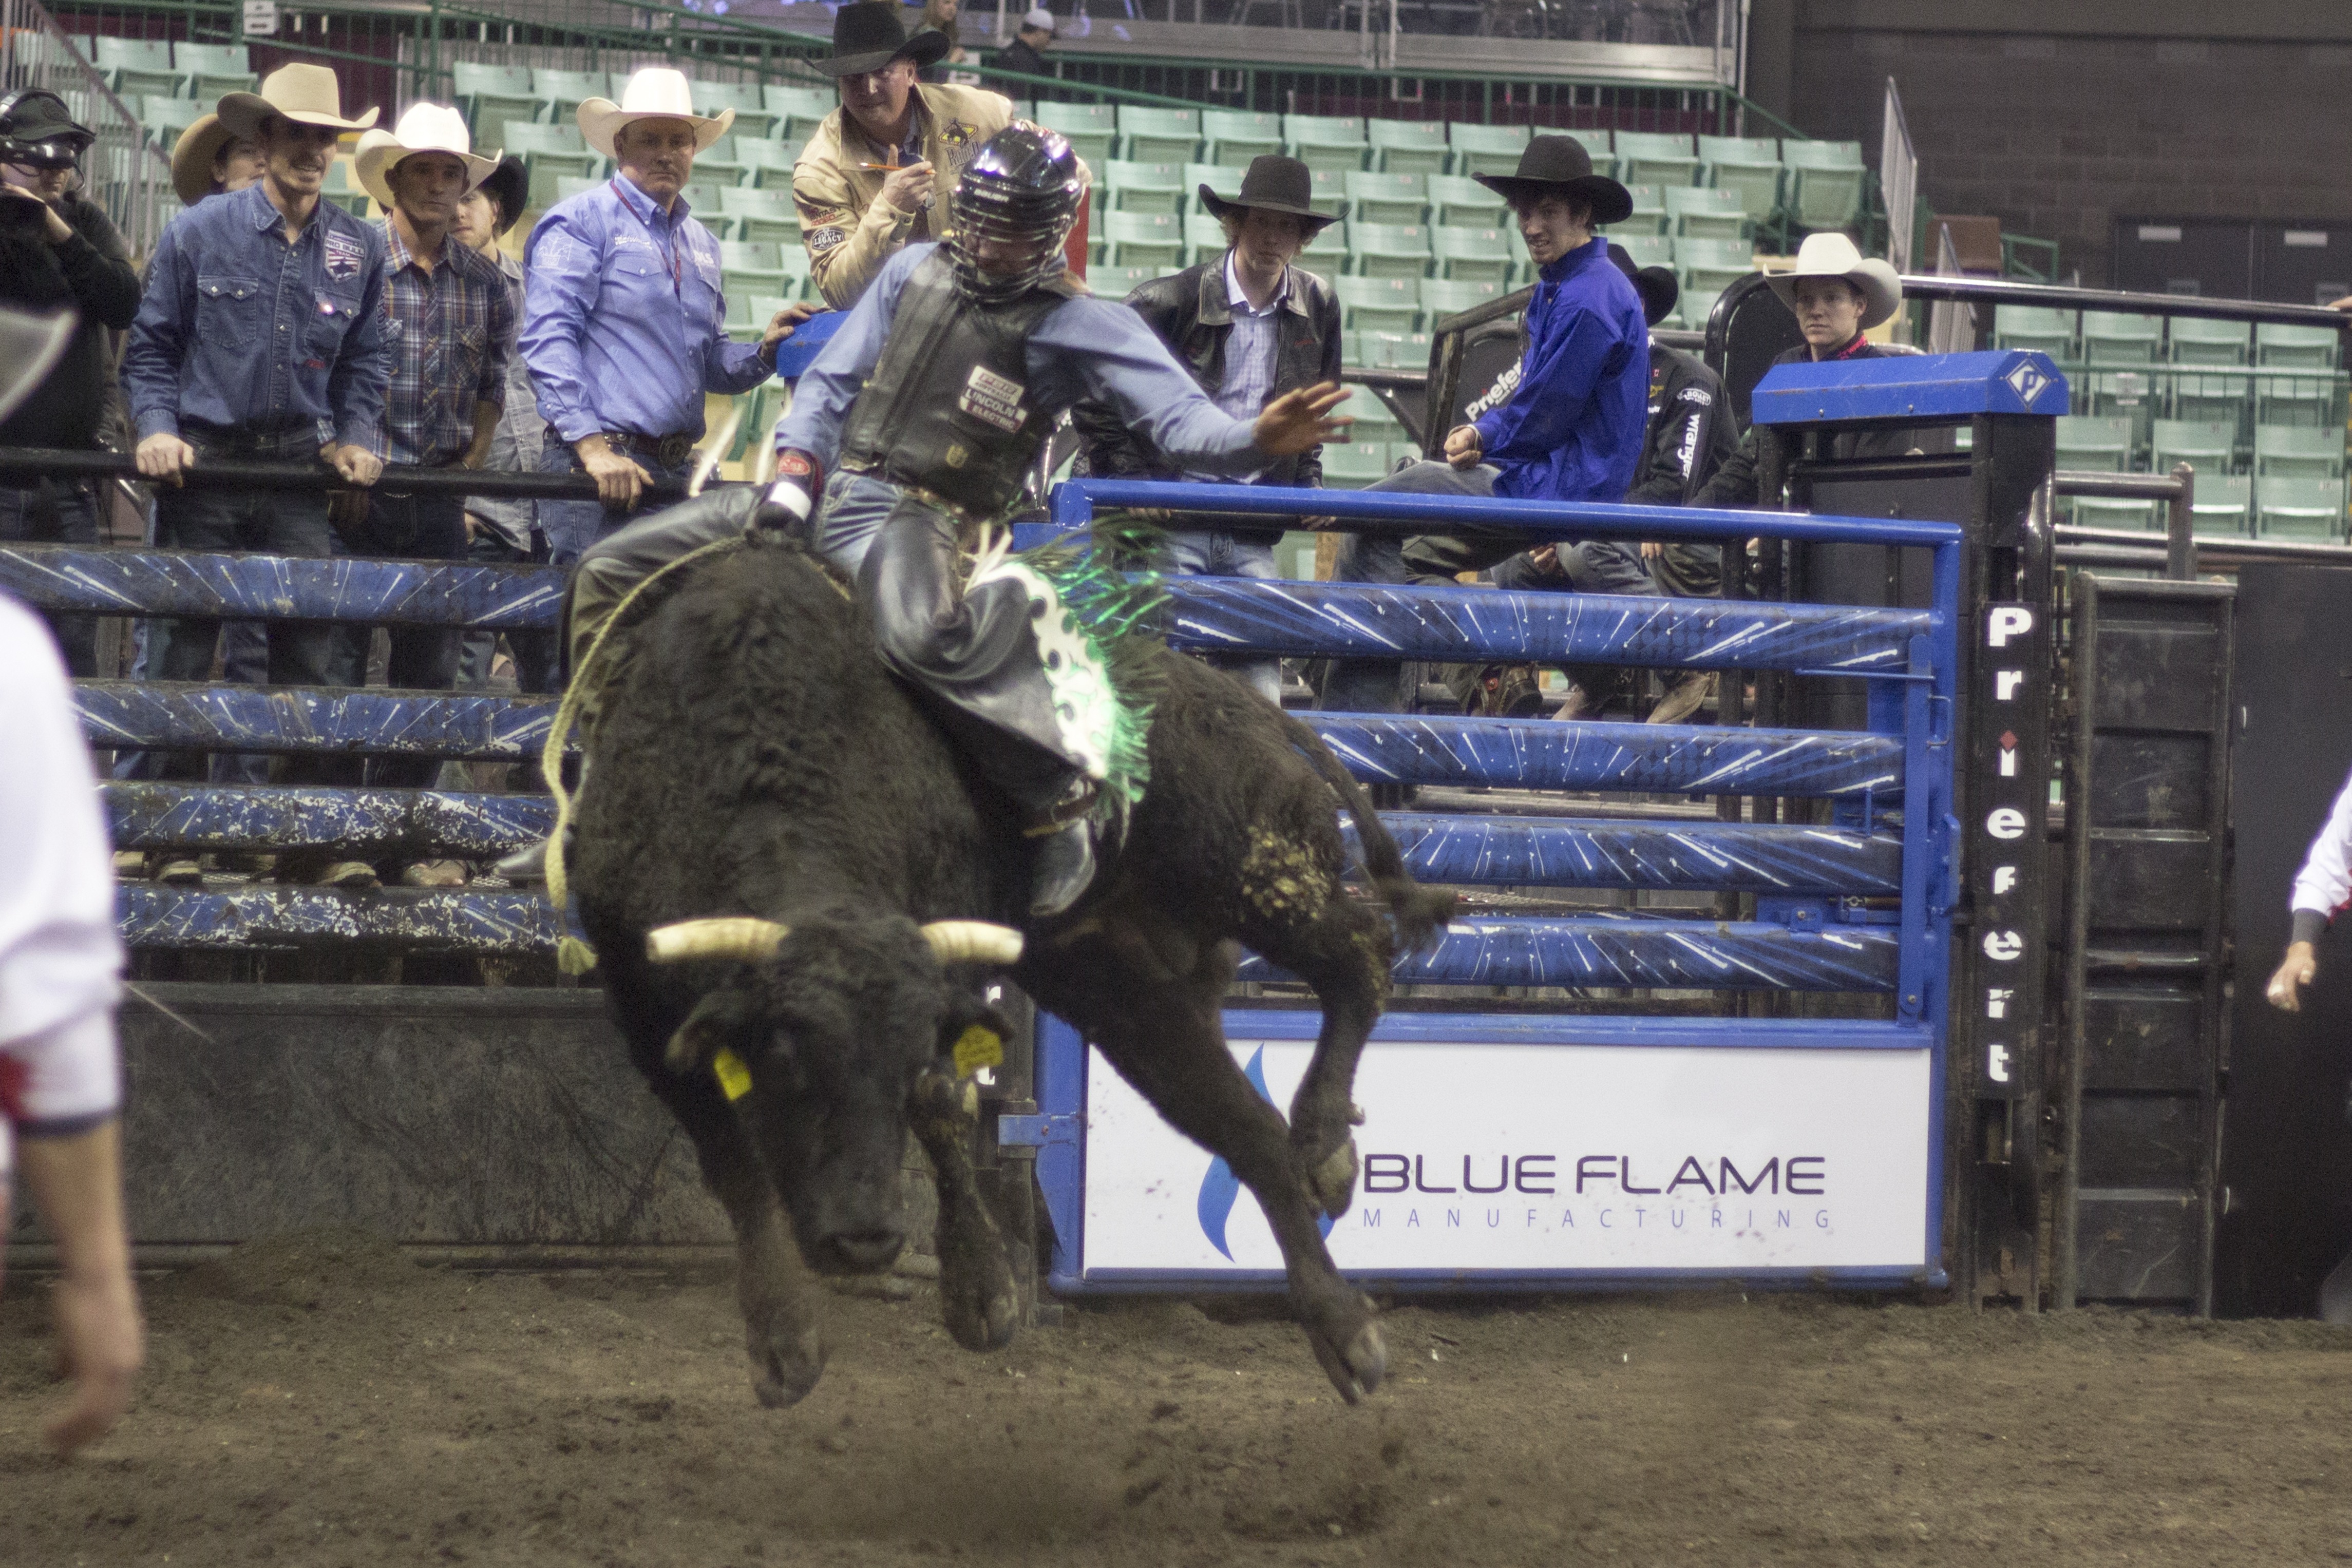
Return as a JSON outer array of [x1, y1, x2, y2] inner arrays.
[[644, 912, 1022, 1277]]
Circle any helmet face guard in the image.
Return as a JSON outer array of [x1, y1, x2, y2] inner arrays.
[[946, 123, 1083, 304], [0, 91, 92, 177]]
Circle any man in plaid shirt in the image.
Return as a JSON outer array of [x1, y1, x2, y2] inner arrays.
[[314, 104, 513, 888]]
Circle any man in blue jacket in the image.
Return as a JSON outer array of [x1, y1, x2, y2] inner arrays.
[[1319, 135, 1648, 716]]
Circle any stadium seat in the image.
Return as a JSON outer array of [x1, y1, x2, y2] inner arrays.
[[2081, 310, 2161, 364], [1101, 160, 1185, 215], [2255, 474, 2348, 540], [718, 239, 787, 298], [1034, 102, 1117, 169], [1781, 140, 1866, 230], [693, 135, 750, 189], [92, 37, 175, 100], [2188, 472, 2252, 533], [2255, 368, 2343, 428], [2071, 494, 2163, 531], [1368, 119, 1449, 176], [739, 139, 801, 192], [1349, 222, 1432, 279], [1319, 441, 1396, 488], [173, 41, 253, 101], [1117, 105, 1200, 163], [1085, 262, 1160, 297], [1993, 304, 2076, 359], [504, 121, 602, 186], [532, 69, 610, 124], [766, 84, 837, 144], [1620, 183, 1666, 236], [1676, 236, 1756, 297], [1609, 233, 1675, 270], [1352, 330, 1433, 370], [1201, 109, 1283, 165], [456, 63, 539, 139], [1422, 277, 1505, 320], [1335, 275, 1421, 333], [320, 158, 372, 218], [2255, 321, 2342, 368], [1301, 218, 1349, 267], [1613, 130, 1699, 188], [2167, 315, 2250, 365], [1182, 163, 1245, 213], [1283, 114, 1369, 172], [139, 95, 202, 148], [1183, 212, 1227, 262], [1662, 184, 1747, 240], [1446, 121, 1529, 178], [2253, 424, 2346, 479], [553, 174, 603, 204], [1103, 209, 1184, 269], [1430, 226, 1514, 283], [692, 79, 776, 140], [726, 292, 796, 343], [1428, 173, 1507, 230], [678, 180, 729, 215], [528, 164, 590, 212], [2054, 414, 2134, 472], [1343, 170, 1427, 225], [2150, 418, 2238, 476], [1344, 400, 1406, 446], [720, 186, 799, 245], [1698, 135, 1782, 223]]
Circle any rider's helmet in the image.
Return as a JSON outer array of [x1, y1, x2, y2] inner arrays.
[[945, 122, 1084, 304]]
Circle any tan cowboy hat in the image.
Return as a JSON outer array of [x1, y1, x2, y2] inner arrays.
[[576, 67, 733, 160], [216, 62, 380, 142], [1766, 231, 1902, 331], [169, 112, 236, 206], [352, 102, 498, 209]]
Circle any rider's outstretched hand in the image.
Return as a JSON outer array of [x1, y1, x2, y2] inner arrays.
[[1253, 381, 1353, 458]]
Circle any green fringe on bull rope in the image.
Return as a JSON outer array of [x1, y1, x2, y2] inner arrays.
[[979, 512, 1168, 807]]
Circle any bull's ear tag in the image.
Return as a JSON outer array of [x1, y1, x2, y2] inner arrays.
[[953, 1025, 1004, 1078], [711, 1047, 754, 1101]]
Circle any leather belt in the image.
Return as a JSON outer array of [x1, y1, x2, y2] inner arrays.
[[603, 430, 696, 469]]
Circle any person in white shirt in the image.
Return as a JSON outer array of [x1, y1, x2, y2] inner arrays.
[[2267, 763, 2352, 1010]]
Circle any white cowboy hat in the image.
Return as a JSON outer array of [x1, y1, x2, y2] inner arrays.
[[1766, 231, 1903, 332], [352, 102, 498, 209], [576, 67, 733, 161], [216, 62, 379, 142]]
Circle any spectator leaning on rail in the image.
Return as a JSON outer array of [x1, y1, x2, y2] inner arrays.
[[0, 89, 140, 681], [522, 67, 807, 566], [1074, 155, 1343, 704], [792, 1, 1017, 309], [121, 64, 390, 809], [1317, 135, 1648, 719]]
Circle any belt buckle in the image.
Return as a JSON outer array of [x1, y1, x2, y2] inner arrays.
[[657, 433, 694, 469]]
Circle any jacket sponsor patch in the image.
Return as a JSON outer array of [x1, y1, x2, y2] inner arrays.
[[807, 225, 847, 255], [957, 364, 1029, 432], [1677, 385, 1714, 406], [795, 194, 850, 223], [940, 120, 973, 146], [323, 229, 365, 280]]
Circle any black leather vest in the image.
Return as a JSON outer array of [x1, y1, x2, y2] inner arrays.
[[837, 251, 1077, 518]]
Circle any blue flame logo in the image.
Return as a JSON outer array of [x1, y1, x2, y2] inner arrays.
[[1196, 1046, 1335, 1259]]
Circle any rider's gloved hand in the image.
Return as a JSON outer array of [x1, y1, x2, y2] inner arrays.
[[755, 450, 822, 533]]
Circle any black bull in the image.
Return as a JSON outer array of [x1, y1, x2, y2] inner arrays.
[[571, 523, 1453, 1406]]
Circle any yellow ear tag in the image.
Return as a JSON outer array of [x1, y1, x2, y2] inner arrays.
[[711, 1046, 754, 1102], [952, 1024, 1004, 1078]]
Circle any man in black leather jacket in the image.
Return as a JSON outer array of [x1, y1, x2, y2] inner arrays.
[[1075, 155, 1343, 701]]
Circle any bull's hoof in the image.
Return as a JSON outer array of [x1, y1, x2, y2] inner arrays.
[[749, 1320, 827, 1408], [937, 1222, 1021, 1353], [1301, 1297, 1386, 1405]]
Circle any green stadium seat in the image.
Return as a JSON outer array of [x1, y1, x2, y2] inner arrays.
[[2188, 472, 2252, 533], [2255, 368, 2344, 428], [1613, 131, 1699, 188], [693, 135, 751, 188], [1343, 170, 1426, 225], [320, 158, 371, 218], [1202, 109, 1282, 166], [720, 185, 799, 245], [504, 121, 601, 186], [1993, 304, 2076, 359], [1034, 101, 1117, 168], [1697, 135, 1782, 223], [1301, 218, 1349, 267], [718, 238, 787, 298], [1446, 121, 1529, 179], [1781, 140, 1866, 230], [93, 37, 175, 99], [2255, 474, 2348, 540], [739, 139, 800, 191], [1283, 114, 1369, 172], [766, 84, 837, 144], [1430, 226, 1513, 283], [1428, 173, 1507, 230], [1117, 106, 1200, 163], [727, 292, 797, 344], [456, 63, 540, 138], [1422, 277, 1505, 321], [1184, 212, 1227, 262], [1349, 222, 1432, 280], [1619, 183, 1665, 236], [1662, 184, 1747, 240], [2081, 310, 2161, 364], [1676, 236, 1756, 297], [1352, 330, 1434, 370], [1335, 275, 1420, 333], [1086, 262, 1160, 297], [552, 174, 603, 204], [2256, 321, 2343, 368], [174, 42, 253, 101], [1319, 441, 1395, 488], [532, 69, 611, 124], [2150, 418, 2237, 476], [2253, 424, 2345, 479], [2055, 414, 2134, 472], [2166, 315, 2249, 365], [1182, 163, 1246, 214], [1303, 165, 1350, 213], [1104, 209, 1184, 269], [692, 80, 776, 140], [1101, 159, 1185, 215], [1609, 233, 1676, 270], [1368, 119, 1449, 176], [140, 95, 202, 147], [1344, 400, 1406, 446], [677, 181, 728, 216], [2166, 373, 2248, 429], [2071, 494, 2164, 531]]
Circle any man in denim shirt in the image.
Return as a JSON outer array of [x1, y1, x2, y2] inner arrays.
[[121, 65, 389, 800]]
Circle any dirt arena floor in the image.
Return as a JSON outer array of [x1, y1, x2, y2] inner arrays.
[[4, 1230, 2351, 1567]]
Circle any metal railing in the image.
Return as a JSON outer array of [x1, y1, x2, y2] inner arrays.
[[2, 0, 172, 254]]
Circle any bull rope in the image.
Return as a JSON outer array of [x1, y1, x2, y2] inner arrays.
[[538, 534, 751, 976]]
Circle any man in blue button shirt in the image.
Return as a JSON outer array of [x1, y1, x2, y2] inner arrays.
[[521, 67, 808, 567], [1318, 135, 1648, 717], [121, 64, 391, 789]]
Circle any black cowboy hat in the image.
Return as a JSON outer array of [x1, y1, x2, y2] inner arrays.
[[1606, 241, 1679, 327], [1196, 154, 1339, 232], [818, 1, 953, 77], [1471, 133, 1632, 227], [477, 153, 528, 235]]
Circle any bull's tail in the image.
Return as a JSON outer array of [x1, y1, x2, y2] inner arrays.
[[1279, 712, 1457, 955]]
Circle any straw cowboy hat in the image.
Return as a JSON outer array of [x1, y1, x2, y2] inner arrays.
[[1470, 133, 1632, 228], [352, 102, 498, 209], [216, 62, 378, 142], [1196, 154, 1339, 234], [817, 1, 952, 77], [167, 113, 237, 206], [576, 67, 733, 160], [1766, 231, 1903, 331]]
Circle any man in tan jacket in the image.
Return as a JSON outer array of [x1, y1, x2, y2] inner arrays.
[[792, 0, 1015, 308]]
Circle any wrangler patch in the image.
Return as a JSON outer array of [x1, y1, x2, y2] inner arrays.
[[956, 364, 1029, 433]]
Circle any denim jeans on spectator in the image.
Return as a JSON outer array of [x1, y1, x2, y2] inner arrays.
[[1162, 526, 1282, 704], [538, 437, 698, 569], [0, 479, 100, 677], [458, 524, 559, 698], [320, 489, 468, 789]]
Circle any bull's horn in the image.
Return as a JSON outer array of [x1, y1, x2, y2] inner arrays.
[[645, 918, 789, 964], [919, 921, 1025, 966]]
